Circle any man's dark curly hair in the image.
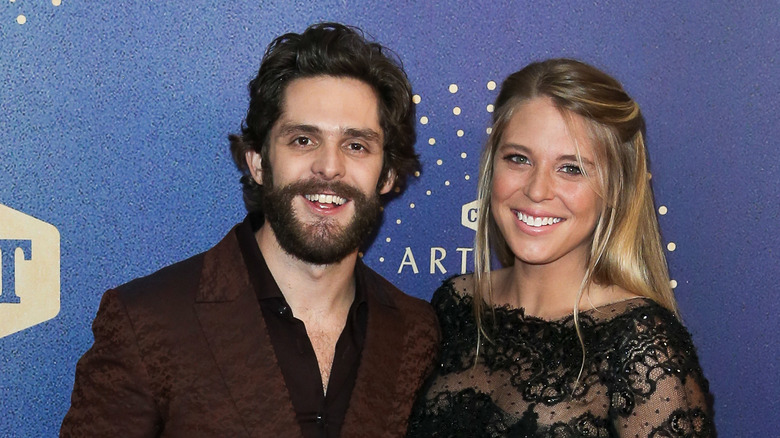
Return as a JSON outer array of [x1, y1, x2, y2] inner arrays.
[[229, 22, 420, 213]]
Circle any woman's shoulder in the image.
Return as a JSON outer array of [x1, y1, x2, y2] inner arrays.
[[431, 273, 476, 307], [578, 283, 675, 324], [594, 297, 713, 429], [432, 267, 517, 303], [593, 297, 703, 368], [443, 273, 476, 294], [586, 296, 688, 342], [593, 296, 681, 329]]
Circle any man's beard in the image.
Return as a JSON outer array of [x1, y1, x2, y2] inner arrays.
[[261, 177, 382, 265]]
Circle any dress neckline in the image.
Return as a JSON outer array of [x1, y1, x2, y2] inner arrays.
[[446, 279, 653, 324]]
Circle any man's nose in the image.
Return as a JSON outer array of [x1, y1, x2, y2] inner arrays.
[[311, 143, 346, 180]]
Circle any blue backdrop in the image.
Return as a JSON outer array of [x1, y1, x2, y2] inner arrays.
[[2, 1, 777, 436]]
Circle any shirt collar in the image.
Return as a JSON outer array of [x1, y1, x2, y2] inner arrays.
[[236, 213, 366, 307]]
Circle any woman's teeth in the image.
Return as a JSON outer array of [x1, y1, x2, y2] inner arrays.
[[516, 212, 562, 227]]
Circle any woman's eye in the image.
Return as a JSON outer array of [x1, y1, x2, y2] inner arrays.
[[561, 164, 583, 175], [506, 154, 529, 164]]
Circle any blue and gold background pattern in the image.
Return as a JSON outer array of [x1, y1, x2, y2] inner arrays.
[[1, 1, 777, 436]]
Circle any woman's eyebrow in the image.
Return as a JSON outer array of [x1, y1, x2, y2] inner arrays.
[[559, 154, 595, 166], [498, 143, 531, 153]]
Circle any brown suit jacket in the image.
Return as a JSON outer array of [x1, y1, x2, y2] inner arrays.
[[61, 225, 440, 437]]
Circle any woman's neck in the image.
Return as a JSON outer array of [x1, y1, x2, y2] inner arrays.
[[498, 260, 585, 318], [491, 253, 636, 320]]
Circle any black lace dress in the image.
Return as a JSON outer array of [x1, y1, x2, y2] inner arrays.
[[407, 276, 715, 437]]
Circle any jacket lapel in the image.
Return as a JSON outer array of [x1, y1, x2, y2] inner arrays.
[[193, 228, 301, 438], [342, 263, 406, 436]]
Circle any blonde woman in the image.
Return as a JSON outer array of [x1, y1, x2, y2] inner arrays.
[[407, 59, 714, 437]]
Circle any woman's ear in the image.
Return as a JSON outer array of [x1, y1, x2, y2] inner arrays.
[[245, 150, 263, 185]]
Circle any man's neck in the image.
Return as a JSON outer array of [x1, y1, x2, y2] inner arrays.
[[254, 224, 357, 317], [254, 223, 358, 394]]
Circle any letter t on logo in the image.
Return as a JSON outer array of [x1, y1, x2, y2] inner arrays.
[[0, 203, 60, 338], [0, 239, 32, 304]]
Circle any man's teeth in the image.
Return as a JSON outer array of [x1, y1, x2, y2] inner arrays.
[[305, 194, 347, 206], [516, 212, 562, 227]]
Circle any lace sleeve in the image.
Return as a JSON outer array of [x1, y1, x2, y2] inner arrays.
[[611, 308, 715, 437]]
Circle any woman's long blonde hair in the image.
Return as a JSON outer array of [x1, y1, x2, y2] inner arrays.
[[473, 59, 678, 352]]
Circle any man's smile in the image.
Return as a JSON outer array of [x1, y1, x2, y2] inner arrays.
[[304, 193, 348, 206]]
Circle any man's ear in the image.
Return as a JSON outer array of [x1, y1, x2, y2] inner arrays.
[[379, 169, 396, 195], [245, 150, 263, 185]]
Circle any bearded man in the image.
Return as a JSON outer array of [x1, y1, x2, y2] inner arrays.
[[61, 23, 439, 438]]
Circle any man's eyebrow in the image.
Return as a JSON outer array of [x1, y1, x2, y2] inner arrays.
[[275, 124, 381, 142], [276, 123, 321, 136], [344, 128, 381, 142]]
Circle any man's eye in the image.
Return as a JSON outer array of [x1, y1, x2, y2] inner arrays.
[[293, 136, 311, 146], [561, 164, 583, 175], [348, 142, 366, 152]]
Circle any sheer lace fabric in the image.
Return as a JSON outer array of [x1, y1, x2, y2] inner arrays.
[[407, 276, 715, 437]]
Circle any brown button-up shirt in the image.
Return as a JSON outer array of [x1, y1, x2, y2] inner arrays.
[[236, 216, 368, 438]]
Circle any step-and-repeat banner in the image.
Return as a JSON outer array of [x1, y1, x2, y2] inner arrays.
[[2, 2, 777, 436]]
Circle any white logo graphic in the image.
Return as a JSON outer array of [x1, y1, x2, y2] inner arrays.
[[461, 200, 479, 231], [0, 204, 61, 338]]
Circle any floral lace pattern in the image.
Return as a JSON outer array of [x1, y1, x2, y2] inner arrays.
[[407, 277, 715, 437]]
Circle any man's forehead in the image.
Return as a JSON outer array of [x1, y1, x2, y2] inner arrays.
[[272, 75, 384, 138]]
